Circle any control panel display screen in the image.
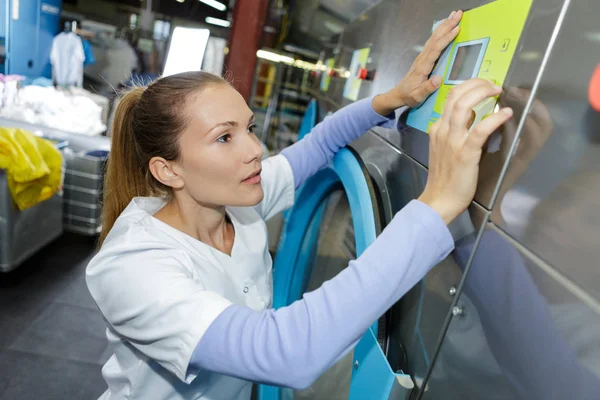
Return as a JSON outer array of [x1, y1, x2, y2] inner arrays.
[[448, 43, 483, 82]]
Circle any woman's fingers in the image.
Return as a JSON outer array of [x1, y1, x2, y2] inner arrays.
[[449, 83, 503, 134], [412, 75, 443, 102], [420, 11, 462, 72], [421, 77, 514, 225], [441, 79, 502, 133], [466, 108, 514, 151], [436, 78, 493, 135]]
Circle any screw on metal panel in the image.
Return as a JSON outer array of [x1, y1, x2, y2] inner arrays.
[[354, 361, 359, 370], [452, 306, 464, 317], [448, 286, 457, 296]]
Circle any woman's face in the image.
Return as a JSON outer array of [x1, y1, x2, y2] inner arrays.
[[173, 84, 265, 207]]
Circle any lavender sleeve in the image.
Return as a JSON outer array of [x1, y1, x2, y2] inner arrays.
[[189, 200, 454, 389], [280, 96, 396, 189]]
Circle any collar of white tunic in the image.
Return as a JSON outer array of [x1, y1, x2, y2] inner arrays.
[[112, 196, 249, 262]]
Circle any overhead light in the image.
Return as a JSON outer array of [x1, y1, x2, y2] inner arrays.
[[256, 49, 324, 71], [257, 49, 294, 64], [199, 0, 226, 11], [293, 60, 318, 70], [205, 17, 231, 27], [176, 0, 185, 3]]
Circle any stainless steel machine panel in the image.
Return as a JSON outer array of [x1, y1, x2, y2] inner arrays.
[[350, 132, 488, 385], [315, 0, 564, 183], [421, 223, 600, 400], [471, 0, 566, 208], [489, 0, 600, 303], [310, 0, 600, 396]]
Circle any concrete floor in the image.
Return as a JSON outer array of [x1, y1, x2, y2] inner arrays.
[[0, 233, 107, 399]]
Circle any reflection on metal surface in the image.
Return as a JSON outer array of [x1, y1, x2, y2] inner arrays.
[[497, 227, 600, 316], [474, 0, 569, 207], [591, 63, 600, 111], [424, 224, 600, 399], [491, 0, 600, 304], [486, 0, 572, 210], [450, 306, 464, 317]]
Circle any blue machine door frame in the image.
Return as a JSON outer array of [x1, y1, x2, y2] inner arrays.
[[259, 147, 414, 400]]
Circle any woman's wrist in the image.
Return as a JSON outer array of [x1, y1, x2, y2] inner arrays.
[[417, 192, 460, 226], [372, 91, 405, 117]]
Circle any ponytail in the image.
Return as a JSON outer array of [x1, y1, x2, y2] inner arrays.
[[100, 87, 147, 245]]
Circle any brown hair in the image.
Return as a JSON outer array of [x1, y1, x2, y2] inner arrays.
[[100, 71, 227, 245]]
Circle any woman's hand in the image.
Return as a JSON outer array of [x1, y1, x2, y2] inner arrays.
[[418, 78, 514, 225], [373, 10, 462, 116]]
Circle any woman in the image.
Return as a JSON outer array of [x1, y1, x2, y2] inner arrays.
[[87, 10, 513, 400]]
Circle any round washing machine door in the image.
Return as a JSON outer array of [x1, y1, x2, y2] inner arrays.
[[259, 148, 412, 400]]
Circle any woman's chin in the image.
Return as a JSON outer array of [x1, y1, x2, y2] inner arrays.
[[235, 185, 264, 207]]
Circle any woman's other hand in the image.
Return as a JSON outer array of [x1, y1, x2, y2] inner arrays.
[[418, 78, 514, 225], [373, 10, 462, 116]]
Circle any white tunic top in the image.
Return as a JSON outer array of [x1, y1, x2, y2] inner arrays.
[[50, 32, 85, 87], [86, 155, 295, 400]]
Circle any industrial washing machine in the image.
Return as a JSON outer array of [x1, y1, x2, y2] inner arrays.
[[261, 0, 600, 399]]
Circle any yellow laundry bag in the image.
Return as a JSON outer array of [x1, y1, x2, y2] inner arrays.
[[0, 127, 63, 210]]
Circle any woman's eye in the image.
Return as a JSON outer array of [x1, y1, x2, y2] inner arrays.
[[247, 124, 257, 134], [217, 134, 231, 143]]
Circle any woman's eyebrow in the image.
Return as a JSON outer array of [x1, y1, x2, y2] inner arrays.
[[206, 115, 255, 135], [207, 121, 237, 135]]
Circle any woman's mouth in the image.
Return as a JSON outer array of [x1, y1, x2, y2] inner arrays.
[[242, 169, 262, 185]]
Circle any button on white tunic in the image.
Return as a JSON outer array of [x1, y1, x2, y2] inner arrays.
[[86, 155, 295, 400]]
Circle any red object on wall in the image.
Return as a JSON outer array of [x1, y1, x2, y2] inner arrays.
[[357, 67, 368, 80], [590, 63, 600, 112], [226, 0, 269, 101]]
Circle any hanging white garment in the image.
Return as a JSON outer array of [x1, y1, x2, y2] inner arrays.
[[50, 32, 85, 87]]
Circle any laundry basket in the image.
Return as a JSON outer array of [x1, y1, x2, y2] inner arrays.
[[62, 149, 108, 236], [0, 138, 67, 272]]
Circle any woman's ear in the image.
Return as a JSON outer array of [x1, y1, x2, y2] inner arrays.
[[149, 157, 185, 189]]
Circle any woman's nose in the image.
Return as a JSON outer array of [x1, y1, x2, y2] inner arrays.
[[244, 133, 264, 162]]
